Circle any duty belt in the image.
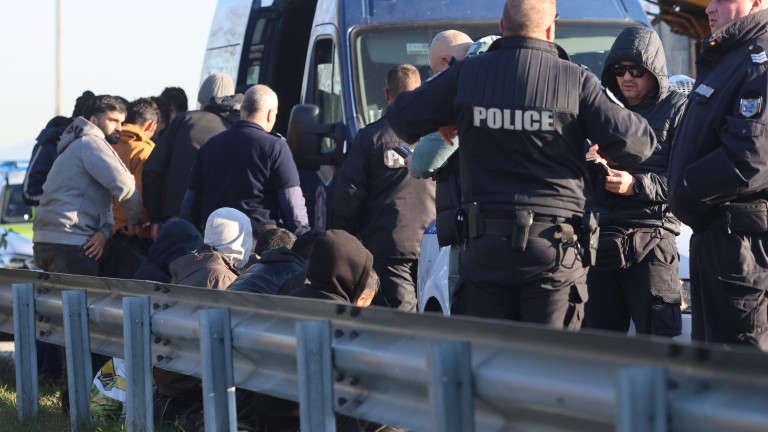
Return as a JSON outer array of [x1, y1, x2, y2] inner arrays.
[[475, 218, 563, 239]]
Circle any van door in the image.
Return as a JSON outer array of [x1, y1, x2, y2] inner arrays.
[[299, 29, 345, 231]]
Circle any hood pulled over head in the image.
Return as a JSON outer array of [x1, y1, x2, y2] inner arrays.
[[203, 207, 253, 269], [601, 26, 669, 105], [303, 230, 373, 303]]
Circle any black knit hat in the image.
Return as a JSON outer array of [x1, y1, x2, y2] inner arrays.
[[304, 230, 373, 303]]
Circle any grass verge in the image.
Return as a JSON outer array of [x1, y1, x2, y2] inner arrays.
[[0, 354, 124, 431]]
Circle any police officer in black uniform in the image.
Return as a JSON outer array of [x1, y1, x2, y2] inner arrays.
[[387, 0, 656, 328], [668, 1, 768, 350]]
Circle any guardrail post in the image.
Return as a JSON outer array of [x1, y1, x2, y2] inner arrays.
[[200, 308, 236, 432], [616, 366, 667, 432], [296, 320, 335, 432], [428, 341, 475, 432], [13, 283, 38, 421], [62, 289, 94, 431], [124, 297, 153, 432]]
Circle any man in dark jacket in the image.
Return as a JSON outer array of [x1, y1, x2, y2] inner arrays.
[[228, 227, 304, 294], [142, 73, 237, 240], [236, 230, 391, 432], [387, 0, 655, 327], [133, 219, 203, 283], [582, 27, 687, 337], [23, 91, 95, 206], [182, 84, 309, 236], [330, 64, 435, 311], [668, 3, 768, 350]]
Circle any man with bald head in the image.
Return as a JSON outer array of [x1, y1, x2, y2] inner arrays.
[[183, 84, 309, 238], [387, 0, 655, 327], [428, 30, 473, 74], [668, 0, 768, 350]]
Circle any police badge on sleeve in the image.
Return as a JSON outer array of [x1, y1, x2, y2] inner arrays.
[[739, 93, 763, 118]]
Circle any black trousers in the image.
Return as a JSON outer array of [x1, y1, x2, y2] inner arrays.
[[371, 257, 418, 312], [583, 235, 682, 336], [33, 242, 108, 412], [690, 227, 768, 350], [453, 232, 587, 329]]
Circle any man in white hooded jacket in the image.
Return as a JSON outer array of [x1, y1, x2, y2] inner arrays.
[[33, 95, 141, 276]]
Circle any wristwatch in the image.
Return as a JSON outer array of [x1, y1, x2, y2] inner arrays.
[[632, 178, 641, 196]]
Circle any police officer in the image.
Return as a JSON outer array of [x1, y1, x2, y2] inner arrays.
[[387, 0, 656, 327], [330, 64, 435, 311], [388, 0, 655, 328], [668, 1, 768, 350], [582, 27, 687, 337]]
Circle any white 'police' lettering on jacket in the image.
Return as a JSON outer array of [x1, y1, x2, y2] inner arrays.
[[473, 107, 555, 131]]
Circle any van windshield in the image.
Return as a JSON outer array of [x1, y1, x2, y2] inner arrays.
[[351, 21, 636, 125]]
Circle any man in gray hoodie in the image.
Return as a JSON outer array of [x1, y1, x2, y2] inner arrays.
[[33, 95, 141, 276]]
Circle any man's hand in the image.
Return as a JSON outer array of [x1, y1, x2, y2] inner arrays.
[[605, 169, 636, 196], [586, 144, 607, 164], [83, 232, 107, 260], [151, 223, 161, 241], [404, 156, 420, 179], [437, 125, 458, 145], [121, 224, 139, 237]]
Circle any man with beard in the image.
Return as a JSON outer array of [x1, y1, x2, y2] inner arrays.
[[33, 95, 141, 277], [32, 94, 141, 413]]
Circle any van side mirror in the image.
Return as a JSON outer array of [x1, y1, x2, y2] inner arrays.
[[287, 104, 345, 170]]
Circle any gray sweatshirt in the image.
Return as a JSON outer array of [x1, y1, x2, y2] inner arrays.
[[33, 117, 140, 246]]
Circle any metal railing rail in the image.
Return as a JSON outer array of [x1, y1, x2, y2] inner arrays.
[[2, 268, 768, 431]]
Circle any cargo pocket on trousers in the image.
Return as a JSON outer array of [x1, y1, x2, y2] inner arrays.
[[563, 282, 587, 331], [717, 273, 768, 341], [651, 300, 682, 336]]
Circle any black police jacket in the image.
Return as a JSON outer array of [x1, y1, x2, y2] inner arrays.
[[596, 26, 686, 234], [388, 36, 656, 220], [330, 116, 436, 258], [669, 10, 768, 232]]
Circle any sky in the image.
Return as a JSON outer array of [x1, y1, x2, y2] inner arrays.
[[0, 0, 219, 161]]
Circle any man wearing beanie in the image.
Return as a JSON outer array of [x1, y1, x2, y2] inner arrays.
[[143, 72, 239, 240]]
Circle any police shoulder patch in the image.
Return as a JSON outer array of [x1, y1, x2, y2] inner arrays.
[[604, 88, 625, 108], [749, 44, 768, 64], [694, 84, 715, 99], [738, 91, 763, 118]]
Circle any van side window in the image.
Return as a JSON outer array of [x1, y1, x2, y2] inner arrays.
[[312, 38, 342, 152]]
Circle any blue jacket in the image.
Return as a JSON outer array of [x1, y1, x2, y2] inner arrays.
[[187, 120, 309, 233]]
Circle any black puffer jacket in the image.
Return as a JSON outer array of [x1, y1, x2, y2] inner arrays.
[[143, 97, 241, 223], [597, 26, 686, 234]]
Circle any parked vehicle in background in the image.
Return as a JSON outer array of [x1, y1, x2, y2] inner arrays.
[[0, 161, 36, 270]]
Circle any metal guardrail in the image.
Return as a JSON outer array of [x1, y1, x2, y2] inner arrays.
[[2, 267, 768, 431]]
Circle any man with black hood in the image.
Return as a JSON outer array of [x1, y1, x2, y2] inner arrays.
[[668, 1, 768, 350], [582, 26, 687, 337], [235, 229, 387, 432]]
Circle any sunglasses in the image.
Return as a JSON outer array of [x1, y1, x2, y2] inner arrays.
[[612, 64, 647, 78]]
